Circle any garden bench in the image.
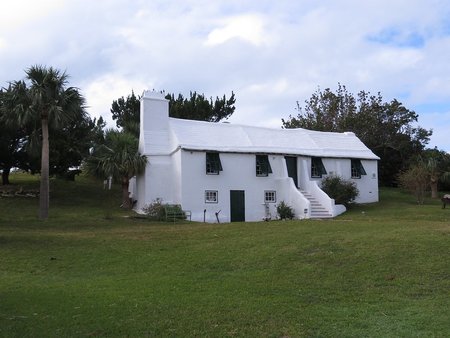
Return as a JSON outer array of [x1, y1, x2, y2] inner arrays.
[[164, 204, 191, 222]]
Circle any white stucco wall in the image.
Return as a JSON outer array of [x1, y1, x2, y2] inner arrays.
[[179, 151, 303, 222], [309, 157, 379, 203], [135, 155, 176, 211], [176, 151, 375, 222], [135, 150, 378, 220]]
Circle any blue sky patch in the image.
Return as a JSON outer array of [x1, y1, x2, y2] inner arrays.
[[367, 27, 425, 48], [413, 102, 450, 114]]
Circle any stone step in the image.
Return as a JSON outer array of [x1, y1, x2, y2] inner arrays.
[[300, 190, 332, 218]]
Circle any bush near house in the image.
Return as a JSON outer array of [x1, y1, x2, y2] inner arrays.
[[276, 200, 295, 219], [321, 175, 359, 206]]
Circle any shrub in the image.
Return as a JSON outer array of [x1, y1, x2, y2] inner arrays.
[[397, 163, 429, 204], [142, 199, 166, 221], [321, 175, 359, 206], [276, 201, 295, 220]]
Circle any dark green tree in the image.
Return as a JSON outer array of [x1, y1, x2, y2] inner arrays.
[[17, 107, 100, 181], [0, 88, 29, 184], [282, 84, 432, 186], [416, 148, 450, 197], [83, 129, 147, 209], [282, 84, 357, 131], [2, 65, 86, 219], [110, 90, 236, 136], [110, 91, 140, 137], [166, 91, 236, 122], [48, 116, 100, 179]]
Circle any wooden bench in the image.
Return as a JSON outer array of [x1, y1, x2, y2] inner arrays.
[[164, 204, 191, 222]]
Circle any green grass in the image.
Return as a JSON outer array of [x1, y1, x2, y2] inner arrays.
[[1, 173, 449, 337]]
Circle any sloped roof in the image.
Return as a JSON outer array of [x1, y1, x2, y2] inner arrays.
[[168, 118, 379, 160]]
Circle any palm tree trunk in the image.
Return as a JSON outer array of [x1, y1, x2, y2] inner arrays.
[[39, 118, 49, 219], [430, 179, 438, 199]]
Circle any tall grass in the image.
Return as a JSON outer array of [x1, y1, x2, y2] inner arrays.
[[1, 173, 449, 337]]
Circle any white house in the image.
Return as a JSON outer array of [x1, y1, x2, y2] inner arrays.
[[132, 90, 379, 222]]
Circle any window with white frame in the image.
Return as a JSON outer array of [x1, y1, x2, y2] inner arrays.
[[205, 190, 218, 203], [264, 190, 276, 203]]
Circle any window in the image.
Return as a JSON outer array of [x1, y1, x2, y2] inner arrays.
[[351, 159, 367, 179], [206, 152, 223, 175], [256, 155, 273, 177], [311, 157, 327, 178], [205, 190, 218, 203], [264, 191, 276, 203]]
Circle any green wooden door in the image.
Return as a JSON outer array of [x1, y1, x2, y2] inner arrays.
[[285, 156, 298, 187], [230, 190, 245, 222]]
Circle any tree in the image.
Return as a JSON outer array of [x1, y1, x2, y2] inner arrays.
[[110, 90, 236, 135], [2, 85, 99, 183], [420, 148, 450, 198], [2, 66, 86, 219], [83, 130, 147, 209], [110, 91, 140, 137], [19, 106, 99, 181], [0, 125, 28, 185], [0, 88, 29, 184], [166, 91, 236, 122], [282, 84, 357, 132], [282, 84, 432, 186], [47, 115, 99, 179], [398, 150, 450, 202], [397, 161, 429, 204]]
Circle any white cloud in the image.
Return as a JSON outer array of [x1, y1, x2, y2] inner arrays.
[[205, 14, 271, 46], [82, 74, 149, 128], [1, 0, 450, 151], [417, 111, 450, 151], [0, 0, 64, 29]]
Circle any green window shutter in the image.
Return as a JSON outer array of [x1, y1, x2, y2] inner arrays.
[[311, 157, 327, 177], [351, 159, 366, 178], [256, 155, 272, 176], [318, 158, 327, 175], [206, 152, 223, 174], [357, 160, 367, 176]]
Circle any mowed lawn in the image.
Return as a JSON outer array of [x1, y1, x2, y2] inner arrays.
[[0, 174, 449, 337]]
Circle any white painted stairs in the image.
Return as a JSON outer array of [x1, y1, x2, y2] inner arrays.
[[300, 191, 333, 219]]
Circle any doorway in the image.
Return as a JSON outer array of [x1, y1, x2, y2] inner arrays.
[[285, 156, 298, 187], [230, 190, 245, 222]]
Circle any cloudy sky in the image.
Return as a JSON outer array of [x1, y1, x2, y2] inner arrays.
[[1, 0, 450, 151]]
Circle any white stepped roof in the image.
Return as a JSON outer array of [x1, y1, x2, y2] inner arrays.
[[167, 118, 379, 160]]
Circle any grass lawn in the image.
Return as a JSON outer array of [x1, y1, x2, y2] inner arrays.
[[0, 173, 449, 337]]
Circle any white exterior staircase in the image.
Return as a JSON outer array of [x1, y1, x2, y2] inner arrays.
[[300, 190, 333, 219]]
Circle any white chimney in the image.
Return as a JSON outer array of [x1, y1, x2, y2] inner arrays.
[[139, 90, 170, 154]]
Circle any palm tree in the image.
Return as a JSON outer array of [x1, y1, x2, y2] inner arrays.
[[83, 130, 147, 209], [3, 65, 85, 219]]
